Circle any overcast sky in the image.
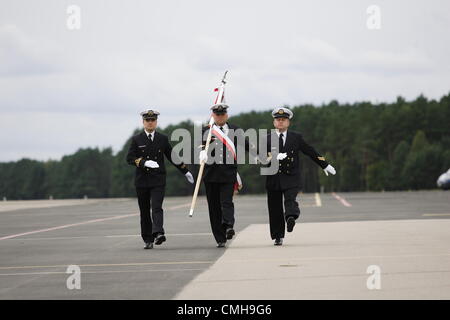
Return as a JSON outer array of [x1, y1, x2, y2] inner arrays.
[[1, 0, 449, 162]]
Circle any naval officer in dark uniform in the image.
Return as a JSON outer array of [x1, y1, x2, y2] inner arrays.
[[264, 107, 336, 245], [199, 103, 257, 248], [126, 109, 194, 249]]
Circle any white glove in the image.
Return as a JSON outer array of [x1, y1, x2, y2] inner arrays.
[[185, 172, 194, 184], [276, 153, 287, 161], [144, 160, 159, 168], [323, 164, 336, 176], [199, 150, 208, 163]]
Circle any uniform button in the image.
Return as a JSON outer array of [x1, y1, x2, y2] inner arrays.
[[278, 170, 281, 173], [146, 168, 150, 172], [147, 156, 150, 159], [287, 171, 290, 173]]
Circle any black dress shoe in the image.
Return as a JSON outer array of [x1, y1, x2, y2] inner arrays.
[[154, 234, 166, 245], [274, 238, 283, 246], [144, 242, 153, 249], [217, 242, 226, 248], [226, 228, 235, 240], [286, 216, 296, 232]]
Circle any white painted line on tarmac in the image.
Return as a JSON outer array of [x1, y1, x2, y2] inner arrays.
[[2, 232, 213, 241], [315, 193, 322, 207], [0, 203, 191, 241], [167, 203, 192, 210], [3, 252, 450, 271], [5, 235, 119, 241], [296, 193, 319, 207], [422, 213, 450, 217], [0, 260, 214, 270], [0, 268, 204, 276], [331, 192, 352, 207], [0, 213, 138, 241], [106, 232, 211, 238]]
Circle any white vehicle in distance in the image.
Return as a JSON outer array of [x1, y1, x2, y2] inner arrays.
[[437, 168, 450, 190]]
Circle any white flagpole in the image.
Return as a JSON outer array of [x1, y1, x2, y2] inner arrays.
[[189, 71, 228, 217]]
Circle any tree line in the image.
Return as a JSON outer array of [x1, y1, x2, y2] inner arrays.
[[1, 93, 449, 199]]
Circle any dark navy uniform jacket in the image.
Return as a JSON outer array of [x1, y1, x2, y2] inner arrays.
[[126, 131, 188, 187], [201, 123, 257, 184], [265, 130, 329, 190]]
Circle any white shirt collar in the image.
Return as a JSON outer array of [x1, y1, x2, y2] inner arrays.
[[144, 130, 155, 139], [215, 123, 229, 133], [215, 123, 228, 129], [275, 129, 287, 137]]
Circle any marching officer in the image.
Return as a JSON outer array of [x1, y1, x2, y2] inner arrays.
[[126, 109, 194, 249], [264, 107, 336, 246], [199, 103, 257, 248]]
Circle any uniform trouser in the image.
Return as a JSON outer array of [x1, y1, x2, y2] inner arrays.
[[136, 186, 165, 243], [204, 182, 235, 243], [267, 187, 300, 240]]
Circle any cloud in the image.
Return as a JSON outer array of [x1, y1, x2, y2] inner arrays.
[[0, 25, 64, 77], [0, 24, 137, 115], [356, 48, 435, 74], [273, 36, 435, 75], [0, 0, 449, 162]]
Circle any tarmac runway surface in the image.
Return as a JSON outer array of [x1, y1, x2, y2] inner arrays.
[[0, 191, 449, 299]]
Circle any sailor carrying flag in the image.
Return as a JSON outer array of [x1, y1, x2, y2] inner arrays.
[[209, 107, 243, 192], [189, 71, 257, 248]]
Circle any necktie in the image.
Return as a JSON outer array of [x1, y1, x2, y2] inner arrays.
[[220, 126, 224, 132], [279, 133, 284, 151], [149, 133, 153, 142]]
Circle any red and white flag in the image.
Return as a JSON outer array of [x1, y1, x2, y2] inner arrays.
[[209, 73, 242, 191]]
